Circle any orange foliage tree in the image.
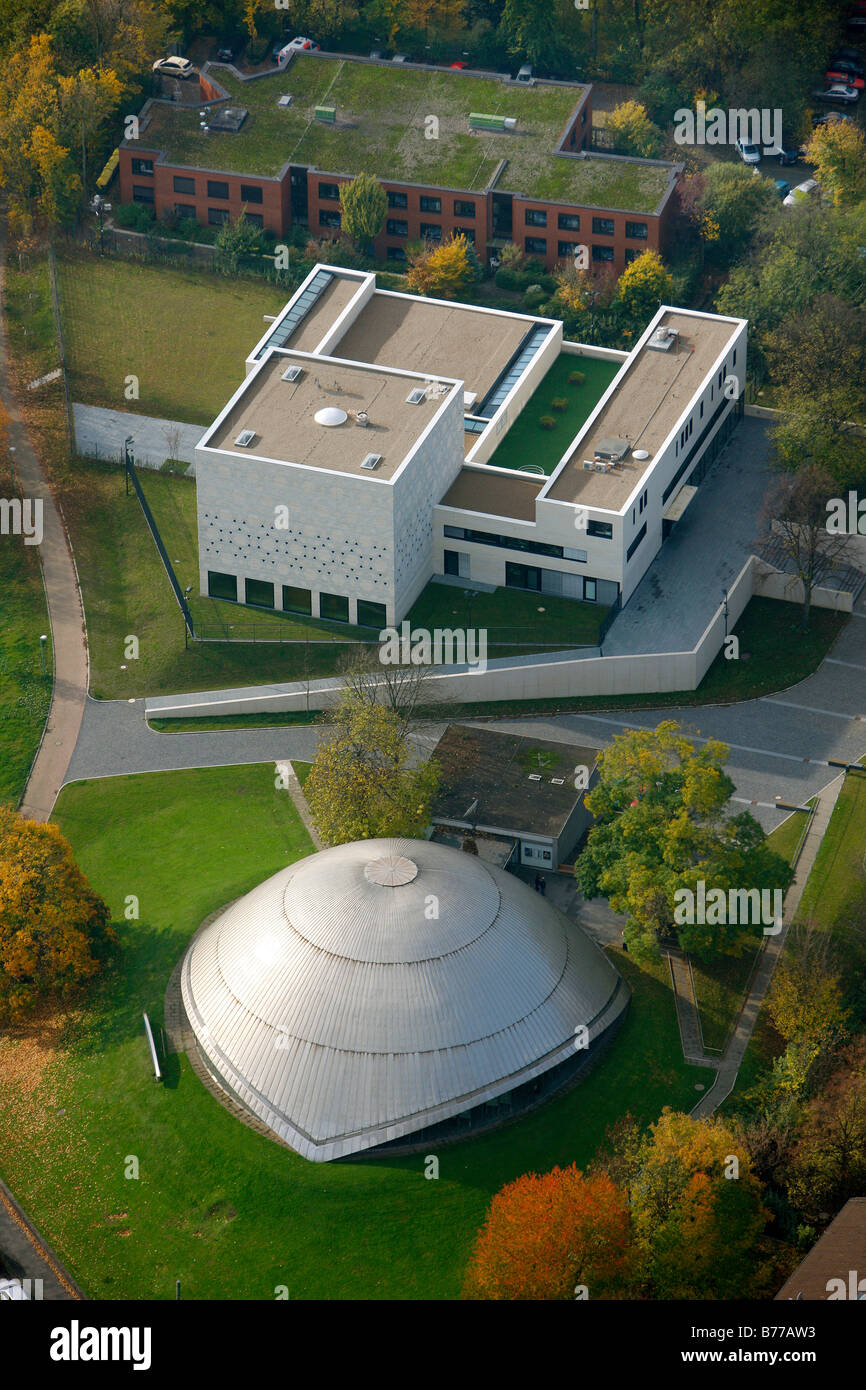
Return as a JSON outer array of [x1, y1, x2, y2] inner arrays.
[[0, 807, 114, 1020], [463, 1164, 635, 1300]]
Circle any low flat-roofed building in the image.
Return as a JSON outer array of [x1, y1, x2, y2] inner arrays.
[[776, 1199, 866, 1301]]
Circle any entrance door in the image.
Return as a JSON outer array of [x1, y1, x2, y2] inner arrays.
[[506, 561, 541, 592]]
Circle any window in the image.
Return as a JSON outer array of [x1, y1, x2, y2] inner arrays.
[[245, 212, 264, 228], [175, 203, 195, 218], [624, 247, 641, 264], [592, 217, 615, 236], [558, 240, 580, 258], [318, 182, 341, 201], [207, 180, 229, 199], [387, 190, 407, 209], [419, 195, 441, 213], [173, 175, 195, 194], [454, 199, 475, 218], [587, 519, 613, 539], [455, 226, 475, 243], [584, 578, 597, 602], [208, 571, 237, 601], [525, 208, 547, 227], [319, 209, 341, 229], [386, 246, 406, 262], [357, 599, 387, 629], [386, 218, 408, 236], [558, 212, 580, 231], [132, 184, 154, 203], [627, 523, 647, 562], [564, 546, 587, 562], [208, 207, 229, 225], [245, 577, 274, 608], [625, 220, 647, 239], [700, 400, 704, 419], [592, 245, 614, 263], [240, 184, 263, 203], [131, 158, 153, 176], [443, 524, 570, 560], [525, 236, 546, 254], [732, 348, 737, 366], [505, 561, 542, 592], [420, 222, 442, 241], [542, 850, 552, 862], [282, 584, 311, 615], [320, 592, 349, 623]]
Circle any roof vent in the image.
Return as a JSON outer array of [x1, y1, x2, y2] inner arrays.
[[360, 453, 382, 470], [582, 460, 595, 471], [632, 448, 650, 461], [528, 773, 542, 782], [234, 428, 256, 447], [281, 364, 304, 382], [314, 406, 348, 427], [277, 94, 293, 107], [647, 325, 679, 352], [406, 387, 426, 404], [550, 777, 565, 785]]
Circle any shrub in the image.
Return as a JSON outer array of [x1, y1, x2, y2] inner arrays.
[[524, 283, 546, 309], [494, 267, 520, 291], [539, 414, 556, 429], [551, 397, 568, 412], [114, 201, 154, 232], [568, 369, 585, 385]]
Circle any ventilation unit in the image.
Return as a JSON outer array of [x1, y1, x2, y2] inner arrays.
[[550, 778, 565, 785], [594, 437, 630, 462], [360, 453, 382, 470], [406, 387, 426, 404], [582, 460, 595, 471], [234, 429, 256, 447], [647, 325, 679, 352], [281, 364, 304, 382], [527, 773, 542, 782]]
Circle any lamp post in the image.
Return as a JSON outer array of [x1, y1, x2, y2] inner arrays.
[[124, 436, 134, 494], [722, 587, 729, 637], [39, 634, 48, 676]]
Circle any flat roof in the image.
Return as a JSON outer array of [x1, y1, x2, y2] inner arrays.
[[207, 351, 450, 479], [776, 1199, 866, 1300], [545, 310, 742, 511], [285, 273, 362, 351], [431, 724, 599, 838], [440, 468, 542, 522], [136, 56, 675, 211], [332, 292, 536, 404]]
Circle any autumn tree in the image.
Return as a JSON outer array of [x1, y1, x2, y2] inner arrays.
[[408, 232, 476, 298], [767, 925, 849, 1051], [0, 807, 115, 1020], [215, 210, 263, 272], [575, 721, 793, 960], [804, 121, 866, 208], [499, 0, 564, 69], [605, 100, 662, 158], [58, 66, 121, 190], [615, 248, 673, 321], [782, 1036, 866, 1223], [463, 1165, 635, 1300], [758, 465, 859, 631], [339, 171, 387, 254], [698, 162, 777, 265]]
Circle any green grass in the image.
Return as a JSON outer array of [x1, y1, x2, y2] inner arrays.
[[142, 57, 672, 211], [407, 579, 606, 651], [486, 353, 621, 475], [292, 759, 312, 787], [0, 464, 53, 806], [0, 765, 711, 1300], [56, 252, 284, 424], [797, 772, 866, 934], [765, 807, 811, 869]]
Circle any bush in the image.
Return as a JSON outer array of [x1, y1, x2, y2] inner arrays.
[[539, 415, 556, 429], [524, 283, 546, 309], [114, 201, 154, 232], [494, 267, 520, 291], [551, 397, 568, 412], [568, 369, 585, 385]]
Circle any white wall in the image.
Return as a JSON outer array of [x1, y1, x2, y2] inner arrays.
[[466, 322, 562, 466]]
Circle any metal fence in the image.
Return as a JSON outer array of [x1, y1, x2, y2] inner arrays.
[[124, 453, 195, 639]]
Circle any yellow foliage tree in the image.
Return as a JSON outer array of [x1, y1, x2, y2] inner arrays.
[[407, 233, 474, 298], [804, 121, 866, 207], [615, 249, 674, 319]]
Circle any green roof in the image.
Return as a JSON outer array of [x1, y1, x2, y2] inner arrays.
[[138, 56, 673, 213]]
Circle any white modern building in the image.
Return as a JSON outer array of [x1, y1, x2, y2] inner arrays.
[[196, 264, 747, 627]]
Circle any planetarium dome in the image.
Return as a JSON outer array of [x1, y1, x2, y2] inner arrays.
[[180, 837, 628, 1161]]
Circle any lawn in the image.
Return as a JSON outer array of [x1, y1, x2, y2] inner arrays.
[[796, 771, 866, 934], [0, 461, 53, 807], [56, 251, 285, 424], [407, 578, 606, 650], [486, 353, 621, 475], [0, 765, 710, 1300]]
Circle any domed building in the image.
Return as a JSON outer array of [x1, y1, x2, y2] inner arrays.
[[179, 837, 629, 1161]]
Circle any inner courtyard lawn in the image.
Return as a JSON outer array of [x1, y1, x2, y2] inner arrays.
[[0, 765, 710, 1300], [485, 353, 621, 475]]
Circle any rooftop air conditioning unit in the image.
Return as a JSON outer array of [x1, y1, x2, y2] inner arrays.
[[356, 411, 369, 427], [550, 778, 565, 785], [406, 387, 426, 404], [527, 773, 542, 782], [594, 437, 630, 462], [360, 453, 382, 470], [463, 390, 478, 410], [582, 460, 595, 471], [277, 94, 293, 107], [234, 429, 256, 447], [594, 461, 609, 473], [281, 364, 303, 382], [647, 325, 679, 352]]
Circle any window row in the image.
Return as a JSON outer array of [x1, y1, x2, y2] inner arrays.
[[522, 212, 648, 239], [169, 175, 264, 202], [207, 572, 385, 627], [384, 220, 475, 243], [383, 191, 477, 217]]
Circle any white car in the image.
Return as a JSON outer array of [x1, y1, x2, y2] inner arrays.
[[783, 178, 819, 207], [812, 82, 860, 104], [735, 137, 761, 164], [152, 56, 195, 80], [276, 37, 320, 66]]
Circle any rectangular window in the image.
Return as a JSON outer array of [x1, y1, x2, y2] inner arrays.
[[240, 184, 263, 204], [208, 207, 229, 225], [318, 182, 341, 201], [419, 195, 441, 213], [282, 584, 311, 615], [624, 247, 641, 264], [173, 175, 195, 194], [207, 180, 229, 199], [558, 241, 580, 258], [525, 208, 547, 227], [505, 561, 542, 592], [386, 218, 408, 236], [245, 577, 274, 608], [245, 212, 264, 227], [175, 203, 195, 218], [420, 222, 442, 241], [525, 236, 546, 255], [132, 185, 154, 203], [592, 217, 615, 236], [357, 599, 388, 629], [625, 220, 648, 239], [732, 348, 737, 366], [386, 245, 406, 261], [700, 400, 704, 419], [131, 158, 153, 176], [592, 245, 614, 263], [627, 523, 647, 562], [558, 212, 580, 231], [320, 592, 349, 623], [587, 519, 613, 539], [564, 547, 587, 562], [584, 578, 597, 602], [208, 571, 237, 601], [454, 199, 475, 218], [455, 226, 475, 243], [387, 190, 408, 209], [319, 209, 341, 229]]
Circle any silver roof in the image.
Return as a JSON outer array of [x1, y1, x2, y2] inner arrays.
[[181, 837, 627, 1161]]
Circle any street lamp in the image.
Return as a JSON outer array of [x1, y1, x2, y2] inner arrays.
[[39, 633, 48, 676], [722, 587, 729, 637]]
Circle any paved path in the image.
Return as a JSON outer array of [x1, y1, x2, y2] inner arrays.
[[666, 950, 715, 1068], [0, 1177, 83, 1301], [0, 231, 89, 823], [72, 404, 202, 472]]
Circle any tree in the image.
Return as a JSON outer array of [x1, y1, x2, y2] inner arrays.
[[698, 162, 777, 265], [407, 232, 475, 298], [58, 65, 121, 191], [215, 211, 263, 272], [499, 0, 564, 69], [804, 121, 866, 208], [758, 465, 859, 631], [767, 925, 849, 1051], [575, 721, 793, 960], [615, 248, 672, 320], [339, 171, 387, 254], [0, 806, 115, 1021], [305, 686, 441, 845], [783, 1037, 866, 1223], [463, 1165, 635, 1300], [605, 99, 661, 157]]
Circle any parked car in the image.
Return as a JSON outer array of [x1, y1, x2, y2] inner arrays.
[[829, 53, 865, 78], [152, 55, 194, 79], [812, 82, 860, 103], [516, 64, 534, 82], [767, 141, 800, 164], [773, 179, 792, 199], [826, 66, 865, 88], [0, 1258, 29, 1301], [216, 43, 237, 63], [735, 137, 762, 164], [450, 61, 468, 69], [783, 177, 819, 207], [813, 109, 854, 126], [274, 36, 320, 64]]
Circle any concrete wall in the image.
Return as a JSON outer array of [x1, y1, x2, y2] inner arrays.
[[392, 386, 465, 619], [753, 565, 856, 613]]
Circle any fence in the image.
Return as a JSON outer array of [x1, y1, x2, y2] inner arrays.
[[124, 453, 195, 639]]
